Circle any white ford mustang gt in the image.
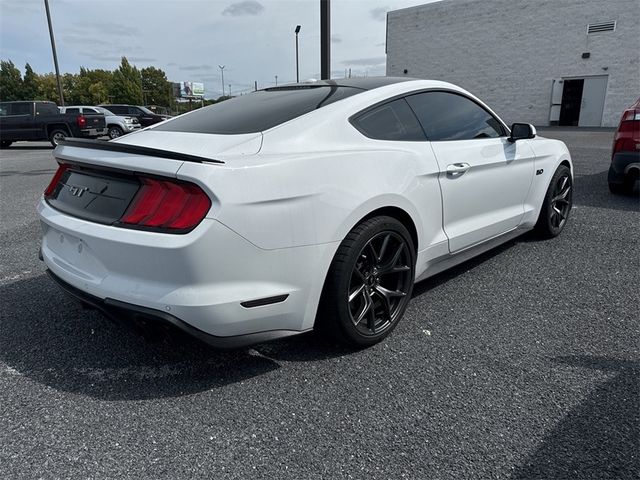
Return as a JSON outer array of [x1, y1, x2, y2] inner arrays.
[[38, 77, 573, 348]]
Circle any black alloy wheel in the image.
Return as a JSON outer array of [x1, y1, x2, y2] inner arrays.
[[535, 164, 573, 238], [347, 231, 413, 336], [317, 216, 416, 347]]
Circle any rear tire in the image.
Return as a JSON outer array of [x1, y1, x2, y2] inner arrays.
[[0, 140, 12, 149], [316, 216, 416, 348], [49, 129, 68, 147], [534, 164, 573, 238], [608, 182, 631, 195]]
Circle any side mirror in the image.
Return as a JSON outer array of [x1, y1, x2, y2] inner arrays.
[[508, 123, 536, 142]]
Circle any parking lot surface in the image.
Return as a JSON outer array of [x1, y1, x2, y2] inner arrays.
[[0, 130, 638, 479]]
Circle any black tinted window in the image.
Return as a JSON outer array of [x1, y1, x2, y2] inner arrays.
[[352, 99, 425, 141], [406, 92, 505, 141], [107, 106, 126, 114], [10, 103, 33, 115], [156, 86, 364, 134], [35, 103, 58, 115], [65, 107, 80, 114]]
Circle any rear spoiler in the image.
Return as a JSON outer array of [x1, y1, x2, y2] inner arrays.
[[57, 138, 224, 165]]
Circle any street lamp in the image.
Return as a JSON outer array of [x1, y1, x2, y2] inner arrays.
[[218, 65, 225, 97], [294, 25, 301, 83], [44, 0, 64, 106]]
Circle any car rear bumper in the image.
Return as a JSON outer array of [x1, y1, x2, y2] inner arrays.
[[38, 199, 337, 339], [80, 127, 108, 138], [46, 269, 304, 349], [608, 151, 640, 184]]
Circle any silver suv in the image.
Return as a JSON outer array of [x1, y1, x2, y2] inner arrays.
[[59, 106, 141, 139]]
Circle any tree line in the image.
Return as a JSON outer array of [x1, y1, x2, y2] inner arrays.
[[0, 57, 190, 109]]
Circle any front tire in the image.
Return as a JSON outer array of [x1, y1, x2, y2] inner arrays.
[[317, 216, 416, 348], [108, 125, 124, 139], [534, 164, 573, 238], [49, 129, 68, 147]]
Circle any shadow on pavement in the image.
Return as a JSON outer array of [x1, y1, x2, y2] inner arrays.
[[573, 171, 639, 212], [0, 274, 350, 401], [1, 145, 54, 150], [512, 356, 639, 480], [0, 168, 57, 177]]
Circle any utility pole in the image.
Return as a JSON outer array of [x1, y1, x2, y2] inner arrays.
[[44, 0, 64, 106], [295, 25, 301, 83], [218, 65, 225, 97], [320, 0, 330, 80], [275, 75, 278, 86], [228, 84, 231, 96], [254, 81, 258, 91]]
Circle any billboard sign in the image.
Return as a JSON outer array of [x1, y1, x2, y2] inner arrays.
[[174, 82, 205, 98]]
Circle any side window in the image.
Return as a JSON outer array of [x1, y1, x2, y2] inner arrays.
[[129, 107, 142, 115], [83, 108, 99, 114], [405, 91, 505, 141], [0, 104, 8, 116], [11, 103, 33, 116], [108, 106, 124, 114], [351, 99, 425, 141], [65, 107, 80, 114]]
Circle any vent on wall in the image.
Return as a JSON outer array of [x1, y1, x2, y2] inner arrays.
[[588, 21, 616, 34]]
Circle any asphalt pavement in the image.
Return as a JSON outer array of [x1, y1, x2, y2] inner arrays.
[[0, 130, 638, 479]]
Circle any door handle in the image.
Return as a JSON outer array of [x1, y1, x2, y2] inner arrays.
[[446, 163, 470, 176]]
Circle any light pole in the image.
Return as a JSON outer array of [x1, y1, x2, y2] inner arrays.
[[228, 84, 231, 96], [320, 1, 330, 80], [275, 75, 278, 86], [294, 25, 301, 83], [44, 0, 64, 105], [218, 65, 225, 97]]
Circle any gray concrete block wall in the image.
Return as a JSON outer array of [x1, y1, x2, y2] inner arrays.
[[386, 0, 640, 127]]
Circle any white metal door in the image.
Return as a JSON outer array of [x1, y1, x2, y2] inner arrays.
[[578, 76, 608, 126], [432, 138, 536, 252]]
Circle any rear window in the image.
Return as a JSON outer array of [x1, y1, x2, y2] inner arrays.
[[156, 85, 364, 134]]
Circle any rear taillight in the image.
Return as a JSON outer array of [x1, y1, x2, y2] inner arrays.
[[44, 164, 211, 232], [120, 177, 211, 231], [44, 163, 69, 198], [77, 115, 86, 128], [612, 108, 640, 156]]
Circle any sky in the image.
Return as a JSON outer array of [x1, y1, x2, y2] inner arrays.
[[0, 0, 439, 98]]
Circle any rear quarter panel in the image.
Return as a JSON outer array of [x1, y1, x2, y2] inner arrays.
[[175, 120, 446, 254]]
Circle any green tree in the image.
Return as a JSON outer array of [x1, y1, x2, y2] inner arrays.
[[61, 72, 80, 104], [110, 57, 142, 104], [36, 73, 59, 102], [22, 63, 39, 100], [141, 66, 172, 107], [71, 67, 113, 104], [0, 60, 24, 101]]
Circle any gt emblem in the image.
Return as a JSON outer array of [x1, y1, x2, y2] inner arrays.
[[68, 185, 89, 197]]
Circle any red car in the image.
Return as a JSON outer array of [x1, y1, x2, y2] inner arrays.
[[608, 97, 640, 194]]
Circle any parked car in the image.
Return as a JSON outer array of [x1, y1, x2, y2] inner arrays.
[[59, 105, 141, 139], [98, 104, 168, 128], [0, 101, 107, 147], [608, 97, 640, 195], [39, 78, 573, 349]]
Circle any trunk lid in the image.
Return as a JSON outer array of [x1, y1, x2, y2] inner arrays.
[[114, 130, 263, 159]]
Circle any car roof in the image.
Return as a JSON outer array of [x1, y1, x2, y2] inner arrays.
[[267, 76, 416, 92]]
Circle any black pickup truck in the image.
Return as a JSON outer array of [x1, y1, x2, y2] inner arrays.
[[0, 101, 107, 148]]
